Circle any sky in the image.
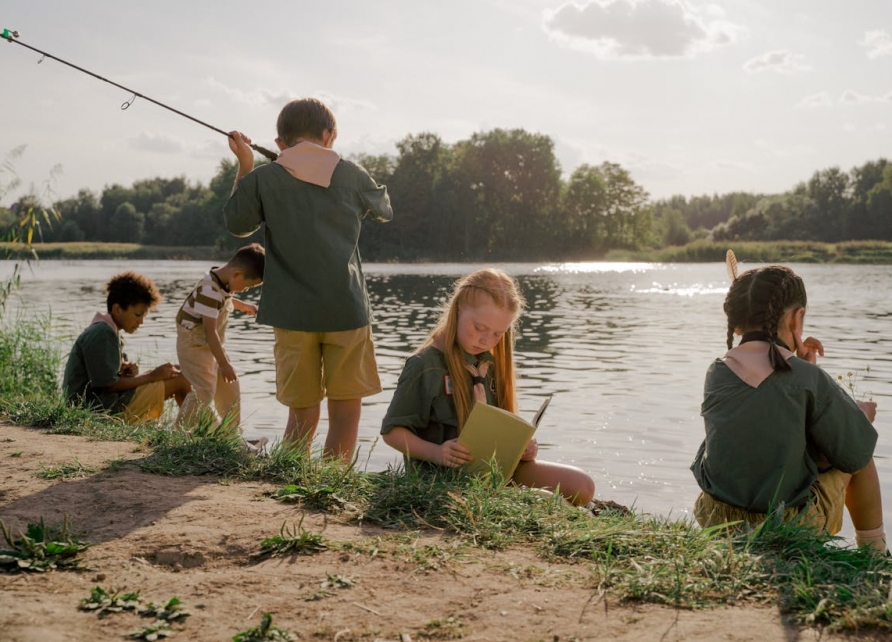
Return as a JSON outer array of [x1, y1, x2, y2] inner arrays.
[[2, 0, 891, 206]]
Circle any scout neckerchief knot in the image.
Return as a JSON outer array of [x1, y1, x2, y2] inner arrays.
[[466, 360, 490, 404]]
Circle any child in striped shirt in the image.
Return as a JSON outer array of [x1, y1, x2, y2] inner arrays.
[[176, 243, 265, 434]]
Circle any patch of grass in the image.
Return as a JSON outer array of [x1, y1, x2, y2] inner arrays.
[[304, 573, 355, 601], [138, 411, 248, 476], [0, 516, 90, 573], [419, 616, 463, 640], [233, 613, 297, 641], [0, 313, 59, 399], [36, 458, 97, 480], [256, 517, 328, 559]]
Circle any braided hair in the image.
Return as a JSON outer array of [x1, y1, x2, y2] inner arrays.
[[723, 265, 807, 372]]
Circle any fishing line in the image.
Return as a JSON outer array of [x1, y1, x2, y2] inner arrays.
[[2, 28, 278, 161]]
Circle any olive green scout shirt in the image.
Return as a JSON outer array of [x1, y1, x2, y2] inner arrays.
[[62, 320, 134, 413], [224, 158, 392, 332], [381, 346, 496, 446], [691, 357, 877, 512]]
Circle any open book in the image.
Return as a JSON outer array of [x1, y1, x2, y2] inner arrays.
[[456, 396, 552, 480]]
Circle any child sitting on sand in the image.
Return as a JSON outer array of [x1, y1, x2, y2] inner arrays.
[[380, 268, 595, 506], [63, 271, 193, 424], [691, 258, 886, 552]]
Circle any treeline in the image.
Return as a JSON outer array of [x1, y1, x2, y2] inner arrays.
[[2, 131, 891, 261]]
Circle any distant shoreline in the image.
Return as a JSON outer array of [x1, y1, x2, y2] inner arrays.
[[3, 239, 892, 264]]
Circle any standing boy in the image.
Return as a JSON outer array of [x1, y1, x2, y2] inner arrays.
[[175, 243, 265, 428], [63, 271, 192, 424], [224, 97, 393, 461]]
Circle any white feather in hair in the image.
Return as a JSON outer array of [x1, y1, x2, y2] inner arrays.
[[725, 249, 739, 281]]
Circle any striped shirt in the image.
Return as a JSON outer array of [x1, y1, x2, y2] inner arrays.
[[176, 270, 232, 331]]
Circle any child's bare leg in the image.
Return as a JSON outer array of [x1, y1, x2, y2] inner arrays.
[[285, 405, 320, 451], [324, 398, 361, 462], [163, 374, 192, 405], [513, 460, 595, 507], [847, 459, 883, 528], [846, 459, 886, 551]]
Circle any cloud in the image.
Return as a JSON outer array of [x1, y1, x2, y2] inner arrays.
[[797, 92, 831, 108], [311, 91, 377, 114], [839, 89, 873, 105], [859, 30, 892, 59], [128, 132, 186, 154], [203, 77, 292, 108], [743, 50, 810, 75], [542, 0, 743, 60]]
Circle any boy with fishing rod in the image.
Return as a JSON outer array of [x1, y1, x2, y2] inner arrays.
[[224, 98, 393, 462]]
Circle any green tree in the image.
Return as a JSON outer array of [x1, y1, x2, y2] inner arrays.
[[108, 202, 145, 242]]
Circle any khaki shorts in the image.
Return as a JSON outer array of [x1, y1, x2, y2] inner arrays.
[[122, 380, 166, 424], [274, 325, 382, 408], [694, 468, 848, 535]]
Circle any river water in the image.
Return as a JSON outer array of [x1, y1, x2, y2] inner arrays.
[[2, 260, 890, 532]]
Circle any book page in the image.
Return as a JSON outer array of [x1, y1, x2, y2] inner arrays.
[[531, 395, 552, 428], [457, 403, 536, 480]]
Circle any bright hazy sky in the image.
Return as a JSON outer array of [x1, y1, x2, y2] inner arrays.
[[2, 0, 891, 205]]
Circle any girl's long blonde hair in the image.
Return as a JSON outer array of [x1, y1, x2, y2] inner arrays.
[[419, 269, 525, 431]]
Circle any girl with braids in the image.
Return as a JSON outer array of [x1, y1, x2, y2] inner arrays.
[[381, 269, 595, 506], [691, 263, 886, 552]]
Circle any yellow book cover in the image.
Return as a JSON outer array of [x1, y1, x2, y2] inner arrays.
[[457, 396, 551, 480]]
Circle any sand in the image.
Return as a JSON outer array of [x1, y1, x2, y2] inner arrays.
[[0, 422, 884, 642]]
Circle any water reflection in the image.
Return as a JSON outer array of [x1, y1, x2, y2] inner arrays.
[[2, 260, 891, 532]]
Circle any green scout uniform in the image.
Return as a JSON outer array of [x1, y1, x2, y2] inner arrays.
[[224, 155, 392, 332], [691, 357, 877, 512], [381, 346, 496, 447], [62, 320, 133, 412]]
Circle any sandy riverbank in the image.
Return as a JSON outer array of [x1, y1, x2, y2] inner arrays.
[[0, 422, 883, 642]]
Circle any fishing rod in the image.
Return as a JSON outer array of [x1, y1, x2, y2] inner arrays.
[[2, 28, 278, 161]]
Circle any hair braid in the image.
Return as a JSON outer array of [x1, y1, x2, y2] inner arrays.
[[721, 265, 807, 371]]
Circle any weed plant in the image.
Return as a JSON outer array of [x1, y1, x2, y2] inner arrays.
[[256, 516, 328, 559], [0, 516, 90, 573], [233, 613, 296, 642]]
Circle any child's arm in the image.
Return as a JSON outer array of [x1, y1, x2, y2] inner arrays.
[[382, 427, 471, 468], [100, 362, 182, 392], [201, 315, 238, 383], [232, 298, 258, 316]]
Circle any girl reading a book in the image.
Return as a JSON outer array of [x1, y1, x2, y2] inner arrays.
[[380, 268, 595, 506]]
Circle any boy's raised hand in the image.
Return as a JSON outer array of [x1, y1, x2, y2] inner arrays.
[[227, 131, 255, 169]]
